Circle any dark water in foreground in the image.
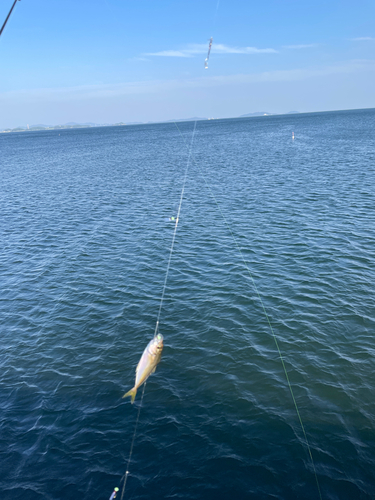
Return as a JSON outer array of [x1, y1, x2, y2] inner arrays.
[[1, 109, 375, 500]]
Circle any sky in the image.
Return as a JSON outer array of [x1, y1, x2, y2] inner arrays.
[[0, 0, 375, 128]]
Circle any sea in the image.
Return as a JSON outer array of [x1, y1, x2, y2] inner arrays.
[[1, 108, 375, 500]]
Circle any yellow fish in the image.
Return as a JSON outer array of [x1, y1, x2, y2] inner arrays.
[[123, 334, 164, 403]]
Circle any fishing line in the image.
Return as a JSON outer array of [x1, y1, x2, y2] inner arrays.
[[173, 121, 323, 500], [116, 122, 197, 500], [213, 0, 220, 28], [153, 120, 197, 338], [119, 383, 146, 500]]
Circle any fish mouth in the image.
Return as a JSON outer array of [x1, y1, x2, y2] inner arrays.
[[155, 333, 164, 348]]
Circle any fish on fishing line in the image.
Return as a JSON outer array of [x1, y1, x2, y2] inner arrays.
[[123, 334, 164, 403]]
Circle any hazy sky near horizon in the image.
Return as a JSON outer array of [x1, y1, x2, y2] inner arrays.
[[1, 0, 375, 128]]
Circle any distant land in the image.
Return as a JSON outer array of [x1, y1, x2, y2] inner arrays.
[[0, 112, 301, 134], [0, 122, 127, 133], [240, 111, 300, 117], [164, 117, 207, 123], [240, 112, 271, 117]]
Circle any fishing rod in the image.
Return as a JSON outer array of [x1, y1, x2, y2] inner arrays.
[[0, 0, 21, 38]]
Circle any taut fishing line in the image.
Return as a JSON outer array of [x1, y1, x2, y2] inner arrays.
[[173, 122, 323, 500], [154, 121, 197, 338], [118, 121, 197, 500], [119, 384, 146, 500]]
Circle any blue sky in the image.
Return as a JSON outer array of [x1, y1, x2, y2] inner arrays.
[[1, 0, 375, 127]]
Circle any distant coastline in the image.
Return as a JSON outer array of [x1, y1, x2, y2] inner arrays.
[[2, 108, 374, 134], [0, 122, 127, 134], [0, 113, 298, 134], [0, 117, 212, 134]]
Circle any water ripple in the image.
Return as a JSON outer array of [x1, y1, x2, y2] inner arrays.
[[1, 111, 375, 499]]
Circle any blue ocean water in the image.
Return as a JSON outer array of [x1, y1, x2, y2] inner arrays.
[[1, 109, 375, 500]]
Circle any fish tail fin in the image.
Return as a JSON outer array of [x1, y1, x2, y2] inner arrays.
[[122, 387, 137, 404]]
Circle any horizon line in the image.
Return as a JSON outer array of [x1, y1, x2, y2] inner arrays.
[[1, 106, 375, 133]]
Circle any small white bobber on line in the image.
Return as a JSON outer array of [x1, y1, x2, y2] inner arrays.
[[292, 131, 295, 140]]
